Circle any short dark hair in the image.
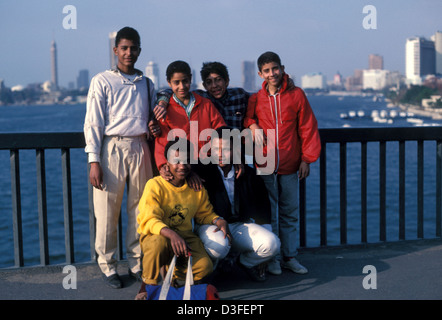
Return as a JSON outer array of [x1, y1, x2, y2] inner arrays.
[[166, 60, 192, 82], [115, 27, 140, 47], [211, 126, 238, 147], [257, 51, 282, 71], [200, 62, 230, 83], [164, 137, 193, 163]]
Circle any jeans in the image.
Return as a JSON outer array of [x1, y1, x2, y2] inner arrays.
[[260, 172, 299, 259], [195, 222, 280, 268]]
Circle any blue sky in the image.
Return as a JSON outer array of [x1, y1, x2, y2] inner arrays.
[[0, 0, 441, 89]]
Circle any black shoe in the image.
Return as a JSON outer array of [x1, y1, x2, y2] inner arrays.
[[102, 273, 122, 289], [237, 258, 267, 282], [128, 269, 143, 282]]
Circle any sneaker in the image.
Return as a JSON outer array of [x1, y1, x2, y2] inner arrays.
[[282, 257, 308, 274], [128, 268, 143, 282], [267, 259, 282, 275], [102, 273, 122, 289]]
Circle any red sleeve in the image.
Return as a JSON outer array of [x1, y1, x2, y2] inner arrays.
[[209, 102, 227, 129], [296, 90, 321, 164], [243, 93, 258, 128], [154, 120, 170, 170]]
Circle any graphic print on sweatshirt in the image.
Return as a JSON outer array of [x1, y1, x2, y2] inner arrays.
[[168, 204, 189, 230]]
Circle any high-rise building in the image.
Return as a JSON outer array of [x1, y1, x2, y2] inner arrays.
[[109, 31, 117, 70], [434, 31, 442, 75], [145, 61, 160, 89], [50, 40, 58, 90], [242, 61, 255, 92], [369, 54, 384, 70], [77, 69, 89, 90], [345, 70, 363, 91], [406, 37, 436, 84], [301, 72, 327, 90]]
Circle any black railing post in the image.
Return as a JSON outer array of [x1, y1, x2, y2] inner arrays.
[[340, 142, 347, 245], [361, 142, 367, 243], [379, 141, 386, 242], [36, 149, 49, 265], [87, 163, 97, 262], [10, 149, 24, 267], [299, 178, 306, 248], [319, 142, 327, 246], [61, 148, 74, 264], [399, 141, 406, 240], [437, 141, 442, 238], [417, 140, 424, 238]]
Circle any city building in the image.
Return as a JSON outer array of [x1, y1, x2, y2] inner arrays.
[[362, 69, 402, 91], [301, 72, 327, 90], [362, 69, 388, 91], [369, 54, 384, 70], [109, 31, 117, 70], [145, 61, 160, 89], [242, 61, 255, 92], [433, 31, 442, 75], [345, 70, 363, 91], [50, 40, 58, 90], [405, 37, 436, 85], [77, 69, 89, 90], [329, 71, 344, 90]]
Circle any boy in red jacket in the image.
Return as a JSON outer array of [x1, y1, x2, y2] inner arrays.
[[244, 51, 321, 275], [154, 60, 227, 184]]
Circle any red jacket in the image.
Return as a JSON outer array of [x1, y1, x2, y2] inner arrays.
[[155, 93, 226, 169], [244, 74, 321, 175]]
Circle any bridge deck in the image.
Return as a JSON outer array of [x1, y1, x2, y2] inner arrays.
[[1, 238, 441, 300]]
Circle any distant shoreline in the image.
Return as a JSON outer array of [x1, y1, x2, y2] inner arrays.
[[386, 99, 442, 120]]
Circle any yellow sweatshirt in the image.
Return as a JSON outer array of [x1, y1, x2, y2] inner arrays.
[[137, 176, 219, 236]]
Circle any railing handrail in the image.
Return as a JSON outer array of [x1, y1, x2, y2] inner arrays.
[[0, 132, 85, 150], [2, 126, 442, 150], [1, 127, 442, 269], [319, 126, 442, 142]]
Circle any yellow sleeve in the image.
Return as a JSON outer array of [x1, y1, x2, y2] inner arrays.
[[137, 179, 168, 236], [194, 187, 219, 225]]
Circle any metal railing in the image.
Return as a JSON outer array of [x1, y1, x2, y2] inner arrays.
[[298, 127, 442, 247], [1, 127, 442, 269]]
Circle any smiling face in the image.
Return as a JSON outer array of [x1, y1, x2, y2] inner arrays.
[[168, 72, 191, 102], [113, 38, 141, 74], [258, 61, 284, 90], [203, 73, 229, 99], [167, 149, 191, 184]]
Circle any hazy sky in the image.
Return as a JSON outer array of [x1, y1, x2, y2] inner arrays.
[[1, 0, 441, 89]]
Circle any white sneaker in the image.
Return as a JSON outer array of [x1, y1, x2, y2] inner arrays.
[[267, 259, 282, 275], [282, 257, 308, 274]]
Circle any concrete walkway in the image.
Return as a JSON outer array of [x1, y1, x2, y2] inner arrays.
[[1, 238, 441, 300]]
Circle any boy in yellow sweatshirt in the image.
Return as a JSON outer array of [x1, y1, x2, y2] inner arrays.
[[137, 138, 230, 286]]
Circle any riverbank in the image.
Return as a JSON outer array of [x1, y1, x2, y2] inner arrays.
[[385, 98, 442, 120]]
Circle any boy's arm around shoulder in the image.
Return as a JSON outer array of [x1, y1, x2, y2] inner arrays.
[[137, 178, 169, 236], [243, 93, 258, 129]]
